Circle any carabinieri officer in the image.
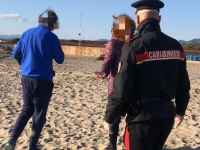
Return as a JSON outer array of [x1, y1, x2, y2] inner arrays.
[[103, 0, 190, 150]]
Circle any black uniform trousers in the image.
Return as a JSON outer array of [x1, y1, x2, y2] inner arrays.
[[11, 76, 53, 148], [124, 117, 174, 150]]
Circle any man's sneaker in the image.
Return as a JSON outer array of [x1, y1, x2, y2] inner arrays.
[[105, 145, 117, 150], [3, 138, 16, 150]]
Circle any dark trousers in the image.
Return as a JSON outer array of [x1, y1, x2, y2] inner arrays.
[[11, 76, 53, 147], [124, 118, 174, 150], [109, 116, 121, 145]]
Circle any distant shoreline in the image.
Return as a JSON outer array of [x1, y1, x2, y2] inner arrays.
[[184, 50, 200, 53]]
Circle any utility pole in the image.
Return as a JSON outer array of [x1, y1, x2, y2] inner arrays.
[[79, 12, 85, 47]]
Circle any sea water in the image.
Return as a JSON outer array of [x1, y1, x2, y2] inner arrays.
[[185, 52, 200, 61]]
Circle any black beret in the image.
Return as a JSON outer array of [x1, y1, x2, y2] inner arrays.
[[131, 0, 164, 10]]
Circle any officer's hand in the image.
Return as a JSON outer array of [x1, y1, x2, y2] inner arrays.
[[94, 71, 106, 79], [104, 121, 113, 134], [174, 114, 184, 128]]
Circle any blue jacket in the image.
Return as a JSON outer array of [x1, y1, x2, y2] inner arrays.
[[13, 24, 64, 80]]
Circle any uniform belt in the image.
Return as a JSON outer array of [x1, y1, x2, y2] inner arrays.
[[139, 97, 164, 105]]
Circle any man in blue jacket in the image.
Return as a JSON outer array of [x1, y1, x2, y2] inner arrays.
[[2, 9, 64, 150]]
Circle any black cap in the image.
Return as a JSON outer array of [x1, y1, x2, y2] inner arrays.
[[131, 0, 164, 11]]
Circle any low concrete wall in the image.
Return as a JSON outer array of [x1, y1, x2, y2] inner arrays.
[[61, 45, 105, 57], [14, 44, 106, 57]]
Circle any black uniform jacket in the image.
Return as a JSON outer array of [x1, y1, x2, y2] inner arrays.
[[104, 18, 190, 124]]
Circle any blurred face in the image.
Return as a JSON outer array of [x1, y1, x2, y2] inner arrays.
[[113, 17, 132, 41], [53, 22, 59, 29], [40, 11, 59, 30], [41, 17, 59, 30]]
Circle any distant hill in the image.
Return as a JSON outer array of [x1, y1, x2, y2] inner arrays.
[[189, 38, 200, 44], [96, 39, 109, 41], [0, 34, 21, 39], [179, 38, 200, 44], [178, 40, 187, 44]]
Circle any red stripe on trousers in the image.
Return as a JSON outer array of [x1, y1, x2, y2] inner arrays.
[[124, 123, 130, 150]]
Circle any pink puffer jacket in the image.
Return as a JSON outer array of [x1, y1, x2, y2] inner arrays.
[[100, 37, 124, 95]]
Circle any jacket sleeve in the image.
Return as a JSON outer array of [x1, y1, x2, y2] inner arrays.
[[100, 40, 116, 76], [51, 35, 64, 64], [104, 44, 136, 124], [12, 38, 22, 60], [175, 57, 190, 116]]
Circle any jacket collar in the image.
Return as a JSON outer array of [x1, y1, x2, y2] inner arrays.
[[111, 36, 124, 42], [136, 18, 161, 35]]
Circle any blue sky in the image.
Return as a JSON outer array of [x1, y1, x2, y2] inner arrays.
[[0, 0, 200, 41]]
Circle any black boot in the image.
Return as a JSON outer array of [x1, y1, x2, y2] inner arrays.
[[106, 145, 117, 150]]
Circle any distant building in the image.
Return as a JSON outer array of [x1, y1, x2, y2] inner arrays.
[[0, 39, 7, 43]]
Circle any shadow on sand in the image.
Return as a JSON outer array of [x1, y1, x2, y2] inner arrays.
[[0, 55, 11, 60], [163, 146, 200, 150]]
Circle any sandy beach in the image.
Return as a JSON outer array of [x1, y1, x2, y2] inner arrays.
[[0, 49, 200, 150]]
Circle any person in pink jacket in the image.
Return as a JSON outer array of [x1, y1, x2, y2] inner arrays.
[[94, 14, 136, 150]]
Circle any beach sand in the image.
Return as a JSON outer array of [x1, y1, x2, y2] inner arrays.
[[0, 51, 200, 150]]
